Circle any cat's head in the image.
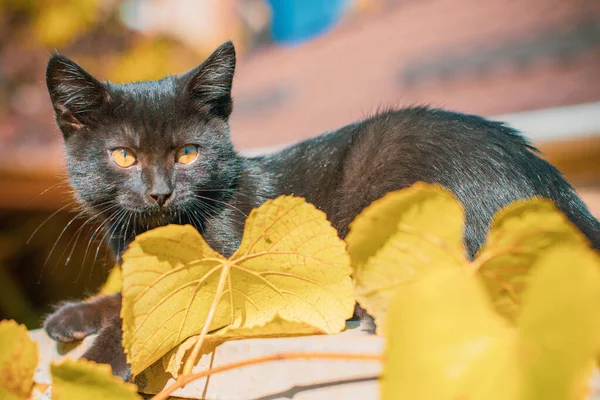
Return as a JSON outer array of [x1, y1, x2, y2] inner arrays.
[[46, 41, 242, 233]]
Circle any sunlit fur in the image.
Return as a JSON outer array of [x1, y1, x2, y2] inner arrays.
[[44, 41, 600, 380], [46, 41, 600, 259]]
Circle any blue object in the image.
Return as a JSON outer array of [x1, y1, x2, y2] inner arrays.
[[266, 0, 351, 45]]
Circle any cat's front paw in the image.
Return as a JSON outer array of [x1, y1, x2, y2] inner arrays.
[[44, 301, 103, 342], [44, 293, 122, 343]]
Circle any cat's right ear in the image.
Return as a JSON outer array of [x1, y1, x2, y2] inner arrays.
[[184, 41, 236, 120], [46, 53, 109, 135]]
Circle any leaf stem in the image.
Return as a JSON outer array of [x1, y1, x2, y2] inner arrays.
[[151, 351, 382, 400], [181, 263, 230, 376]]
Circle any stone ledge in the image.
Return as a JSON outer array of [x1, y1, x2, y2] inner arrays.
[[30, 324, 382, 400], [30, 325, 600, 399]]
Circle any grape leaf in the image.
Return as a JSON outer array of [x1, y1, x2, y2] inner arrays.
[[345, 182, 467, 333], [475, 199, 591, 322], [517, 245, 600, 399], [121, 195, 354, 376], [98, 265, 123, 296], [162, 314, 318, 378], [0, 320, 38, 399], [347, 183, 596, 332], [382, 268, 513, 400], [162, 334, 223, 378], [51, 359, 140, 400], [382, 244, 600, 400]]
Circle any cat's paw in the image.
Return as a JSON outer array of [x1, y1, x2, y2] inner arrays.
[[359, 314, 376, 334], [44, 301, 103, 342], [82, 322, 131, 381], [352, 303, 376, 334]]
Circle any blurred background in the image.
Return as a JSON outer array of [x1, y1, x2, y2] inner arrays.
[[0, 0, 599, 328]]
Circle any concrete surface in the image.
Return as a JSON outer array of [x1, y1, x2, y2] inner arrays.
[[30, 323, 382, 400]]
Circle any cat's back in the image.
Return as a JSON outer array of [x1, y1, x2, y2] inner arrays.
[[335, 106, 539, 211], [327, 107, 600, 255], [344, 106, 535, 165]]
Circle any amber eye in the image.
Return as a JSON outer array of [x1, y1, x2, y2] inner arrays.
[[110, 148, 136, 168], [176, 144, 199, 165]]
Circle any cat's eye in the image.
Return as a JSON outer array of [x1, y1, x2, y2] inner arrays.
[[111, 148, 137, 168], [176, 144, 199, 165]]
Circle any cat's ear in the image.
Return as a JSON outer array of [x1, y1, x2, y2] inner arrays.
[[185, 41, 236, 120], [46, 53, 110, 134]]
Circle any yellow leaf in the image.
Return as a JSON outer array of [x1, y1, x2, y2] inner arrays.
[[122, 195, 354, 376], [0, 320, 38, 399], [346, 182, 467, 333], [475, 199, 590, 322], [382, 244, 600, 400], [517, 245, 600, 399], [51, 359, 140, 400], [98, 265, 123, 296], [0, 388, 21, 400], [162, 335, 223, 378], [382, 268, 513, 400], [121, 224, 226, 376], [160, 313, 321, 378]]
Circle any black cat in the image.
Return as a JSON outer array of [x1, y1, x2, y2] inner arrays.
[[43, 41, 600, 380]]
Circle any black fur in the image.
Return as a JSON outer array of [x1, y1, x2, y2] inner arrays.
[[44, 41, 600, 379]]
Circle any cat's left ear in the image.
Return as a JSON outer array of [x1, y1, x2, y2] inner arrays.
[[185, 41, 236, 120], [46, 53, 110, 135]]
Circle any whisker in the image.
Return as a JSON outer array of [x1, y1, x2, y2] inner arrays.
[[190, 202, 228, 231], [121, 209, 134, 253], [38, 206, 94, 282], [27, 179, 70, 205], [62, 224, 86, 266], [190, 200, 216, 220], [111, 210, 131, 261], [76, 207, 122, 282], [192, 196, 224, 216], [67, 207, 118, 282], [92, 209, 127, 268], [61, 201, 117, 267], [27, 202, 74, 244], [85, 208, 127, 283], [98, 217, 127, 283]]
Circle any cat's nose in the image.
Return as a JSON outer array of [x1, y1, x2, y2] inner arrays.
[[148, 192, 172, 207]]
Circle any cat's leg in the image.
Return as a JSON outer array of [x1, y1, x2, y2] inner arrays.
[[81, 313, 130, 380], [44, 293, 130, 380], [44, 293, 121, 342], [352, 303, 376, 333]]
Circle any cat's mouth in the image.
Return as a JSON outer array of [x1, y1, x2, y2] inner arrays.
[[137, 208, 174, 229]]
